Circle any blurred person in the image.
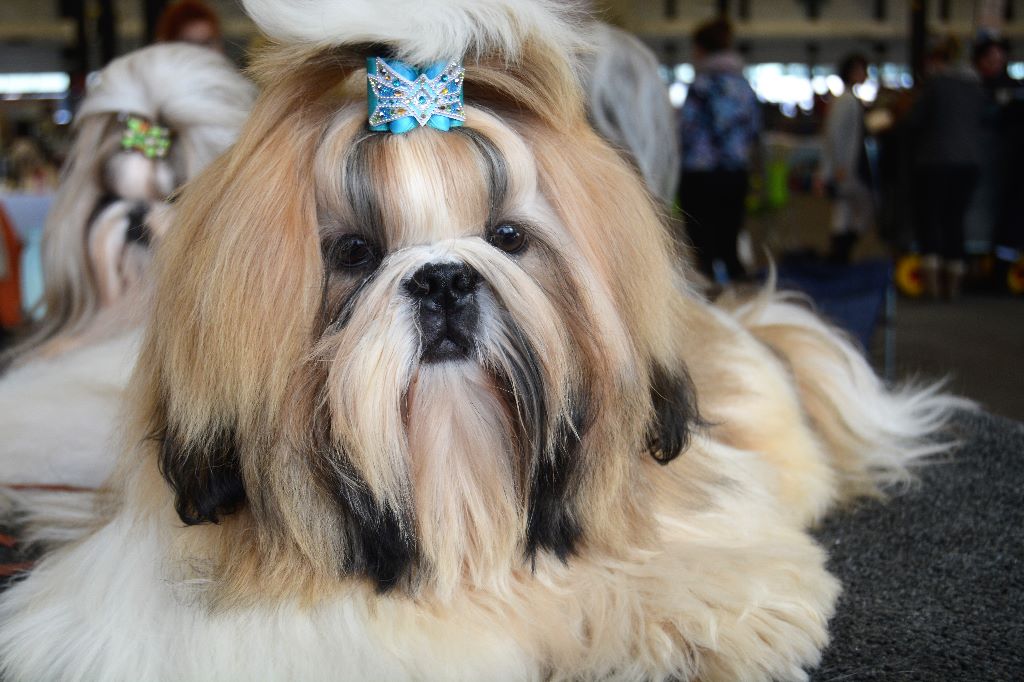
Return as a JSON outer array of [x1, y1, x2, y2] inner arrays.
[[909, 37, 985, 299], [155, 0, 224, 52], [677, 17, 760, 282], [973, 35, 1024, 272], [817, 53, 872, 265], [973, 35, 1009, 85], [0, 205, 21, 334], [6, 126, 57, 193], [872, 88, 918, 250]]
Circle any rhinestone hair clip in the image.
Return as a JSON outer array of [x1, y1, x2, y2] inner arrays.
[[119, 114, 172, 159], [367, 57, 465, 134]]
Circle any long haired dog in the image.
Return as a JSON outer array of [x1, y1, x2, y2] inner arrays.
[[11, 43, 254, 358], [0, 2, 960, 680], [0, 43, 254, 488]]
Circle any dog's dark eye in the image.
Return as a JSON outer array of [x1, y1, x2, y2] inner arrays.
[[328, 235, 378, 269], [488, 224, 527, 254]]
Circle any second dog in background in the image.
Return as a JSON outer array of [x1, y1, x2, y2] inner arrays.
[[0, 43, 254, 489]]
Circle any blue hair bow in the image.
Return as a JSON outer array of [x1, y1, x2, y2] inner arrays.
[[367, 57, 466, 134]]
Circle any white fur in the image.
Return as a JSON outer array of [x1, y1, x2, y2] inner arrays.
[[242, 0, 589, 64], [0, 488, 99, 549], [0, 513, 535, 681], [0, 333, 138, 487]]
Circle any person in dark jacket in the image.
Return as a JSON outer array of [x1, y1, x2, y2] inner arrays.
[[973, 35, 1024, 272], [910, 37, 985, 299], [677, 18, 761, 282]]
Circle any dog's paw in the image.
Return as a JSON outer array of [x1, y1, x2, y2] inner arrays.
[[685, 542, 840, 682], [625, 517, 840, 682]]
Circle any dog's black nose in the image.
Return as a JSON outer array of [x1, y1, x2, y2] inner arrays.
[[405, 262, 481, 362], [125, 203, 150, 246]]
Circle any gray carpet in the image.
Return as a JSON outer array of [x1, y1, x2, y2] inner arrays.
[[812, 410, 1024, 681]]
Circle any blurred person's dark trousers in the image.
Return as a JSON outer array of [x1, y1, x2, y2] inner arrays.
[[680, 169, 749, 281], [915, 165, 979, 260]]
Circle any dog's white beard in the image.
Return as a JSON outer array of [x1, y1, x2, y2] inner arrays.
[[407, 363, 522, 598]]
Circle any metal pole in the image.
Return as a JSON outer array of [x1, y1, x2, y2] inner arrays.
[[97, 0, 118, 65], [59, 0, 90, 77], [145, 0, 171, 43], [910, 0, 928, 85]]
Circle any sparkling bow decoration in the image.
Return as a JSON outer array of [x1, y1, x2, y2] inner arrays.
[[119, 115, 172, 159], [367, 57, 465, 134]]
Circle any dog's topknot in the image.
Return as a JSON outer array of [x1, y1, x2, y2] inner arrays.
[[78, 42, 254, 135], [242, 0, 590, 65]]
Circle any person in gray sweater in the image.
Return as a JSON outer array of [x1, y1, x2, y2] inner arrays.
[[819, 53, 872, 264], [909, 37, 985, 299]]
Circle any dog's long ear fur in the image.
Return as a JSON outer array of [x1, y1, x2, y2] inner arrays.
[[140, 51, 362, 524], [158, 422, 245, 525], [647, 364, 701, 464]]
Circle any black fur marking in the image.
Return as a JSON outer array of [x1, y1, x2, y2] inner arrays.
[[647, 364, 703, 464], [309, 405, 417, 592], [124, 203, 150, 245], [323, 459, 417, 592], [323, 267, 381, 332], [496, 317, 586, 562], [86, 192, 119, 228], [157, 423, 246, 525], [526, 403, 588, 562]]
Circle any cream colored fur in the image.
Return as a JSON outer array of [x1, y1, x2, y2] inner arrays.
[[720, 288, 972, 498]]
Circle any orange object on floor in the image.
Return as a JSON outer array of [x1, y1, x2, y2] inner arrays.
[[894, 254, 924, 298], [0, 204, 23, 329]]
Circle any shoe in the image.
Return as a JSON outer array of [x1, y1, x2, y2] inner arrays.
[[920, 254, 941, 300]]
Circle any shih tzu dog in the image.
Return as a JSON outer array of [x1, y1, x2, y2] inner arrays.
[[0, 1, 960, 680], [0, 43, 254, 489]]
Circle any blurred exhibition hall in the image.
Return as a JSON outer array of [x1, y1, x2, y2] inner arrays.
[[1, 0, 1022, 419]]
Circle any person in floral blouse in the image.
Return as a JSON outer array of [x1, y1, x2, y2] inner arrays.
[[678, 18, 761, 282]]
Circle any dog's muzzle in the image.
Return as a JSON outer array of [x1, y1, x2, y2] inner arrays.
[[405, 261, 480, 362]]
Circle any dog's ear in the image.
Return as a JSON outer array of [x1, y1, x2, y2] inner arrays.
[[647, 363, 701, 464], [158, 423, 246, 525]]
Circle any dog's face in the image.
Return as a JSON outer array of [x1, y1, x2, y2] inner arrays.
[[30, 118, 181, 354], [86, 130, 179, 305], [145, 47, 700, 598]]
